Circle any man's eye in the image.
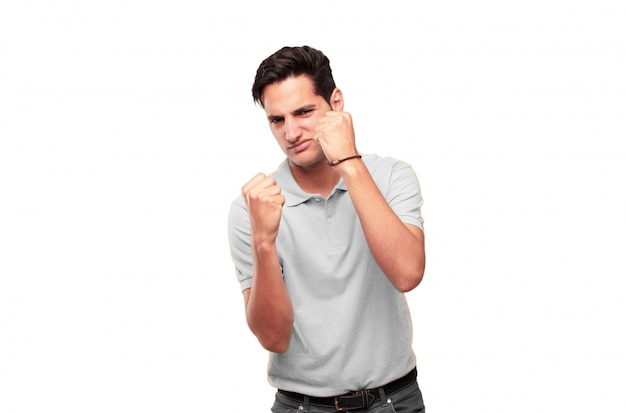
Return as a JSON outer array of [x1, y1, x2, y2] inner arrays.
[[270, 118, 284, 124]]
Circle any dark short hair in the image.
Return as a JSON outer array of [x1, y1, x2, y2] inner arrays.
[[252, 46, 336, 108]]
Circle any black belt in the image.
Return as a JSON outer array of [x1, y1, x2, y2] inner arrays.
[[278, 367, 417, 411]]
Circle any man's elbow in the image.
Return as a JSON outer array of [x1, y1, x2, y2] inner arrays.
[[396, 273, 423, 293], [248, 315, 294, 353], [395, 262, 425, 292]]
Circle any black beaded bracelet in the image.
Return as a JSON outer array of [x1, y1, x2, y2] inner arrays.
[[327, 154, 362, 167]]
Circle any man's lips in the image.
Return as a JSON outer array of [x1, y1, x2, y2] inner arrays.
[[288, 139, 313, 153]]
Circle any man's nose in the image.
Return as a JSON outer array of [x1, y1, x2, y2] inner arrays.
[[285, 118, 300, 142]]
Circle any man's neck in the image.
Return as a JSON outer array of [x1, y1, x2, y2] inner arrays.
[[289, 160, 340, 198]]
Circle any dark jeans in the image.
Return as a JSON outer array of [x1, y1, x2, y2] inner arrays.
[[271, 381, 425, 413]]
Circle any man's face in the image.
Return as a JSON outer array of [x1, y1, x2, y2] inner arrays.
[[262, 75, 331, 168]]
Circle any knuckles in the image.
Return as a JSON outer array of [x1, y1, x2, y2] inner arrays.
[[242, 174, 284, 209]]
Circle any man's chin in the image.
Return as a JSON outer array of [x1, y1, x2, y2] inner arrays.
[[289, 154, 327, 169]]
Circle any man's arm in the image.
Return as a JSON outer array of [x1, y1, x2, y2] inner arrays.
[[336, 160, 425, 292], [316, 111, 425, 291], [241, 173, 293, 353], [242, 244, 293, 353]]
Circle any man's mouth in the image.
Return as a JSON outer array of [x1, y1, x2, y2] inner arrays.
[[289, 139, 313, 153]]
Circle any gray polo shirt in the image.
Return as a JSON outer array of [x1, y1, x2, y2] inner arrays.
[[228, 153, 424, 396]]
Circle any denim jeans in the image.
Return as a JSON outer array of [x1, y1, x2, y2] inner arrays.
[[270, 381, 425, 413]]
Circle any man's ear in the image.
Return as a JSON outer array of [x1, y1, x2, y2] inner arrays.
[[330, 88, 344, 111]]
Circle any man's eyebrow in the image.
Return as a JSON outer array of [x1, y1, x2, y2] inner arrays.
[[293, 104, 316, 115], [267, 105, 317, 122]]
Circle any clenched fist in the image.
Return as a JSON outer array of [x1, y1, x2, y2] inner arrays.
[[241, 173, 285, 245], [315, 111, 358, 163]]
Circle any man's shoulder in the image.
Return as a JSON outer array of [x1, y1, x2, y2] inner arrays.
[[362, 153, 412, 174]]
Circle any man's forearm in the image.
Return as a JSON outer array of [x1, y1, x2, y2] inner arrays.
[[245, 242, 294, 353], [337, 160, 425, 292]]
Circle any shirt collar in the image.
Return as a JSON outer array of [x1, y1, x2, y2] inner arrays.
[[272, 159, 347, 207]]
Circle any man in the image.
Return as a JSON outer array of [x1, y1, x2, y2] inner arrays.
[[228, 46, 426, 412]]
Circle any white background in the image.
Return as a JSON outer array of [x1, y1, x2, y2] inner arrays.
[[1, 1, 625, 412]]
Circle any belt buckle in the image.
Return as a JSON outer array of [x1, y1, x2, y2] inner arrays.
[[333, 391, 367, 411]]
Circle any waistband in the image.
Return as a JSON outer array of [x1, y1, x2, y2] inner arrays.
[[277, 367, 417, 411]]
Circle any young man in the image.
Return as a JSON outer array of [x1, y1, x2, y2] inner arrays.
[[228, 46, 426, 412]]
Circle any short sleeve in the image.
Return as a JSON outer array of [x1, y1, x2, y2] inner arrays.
[[380, 159, 425, 232], [227, 195, 254, 291]]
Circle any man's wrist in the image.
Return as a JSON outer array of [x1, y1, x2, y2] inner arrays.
[[327, 154, 361, 167]]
